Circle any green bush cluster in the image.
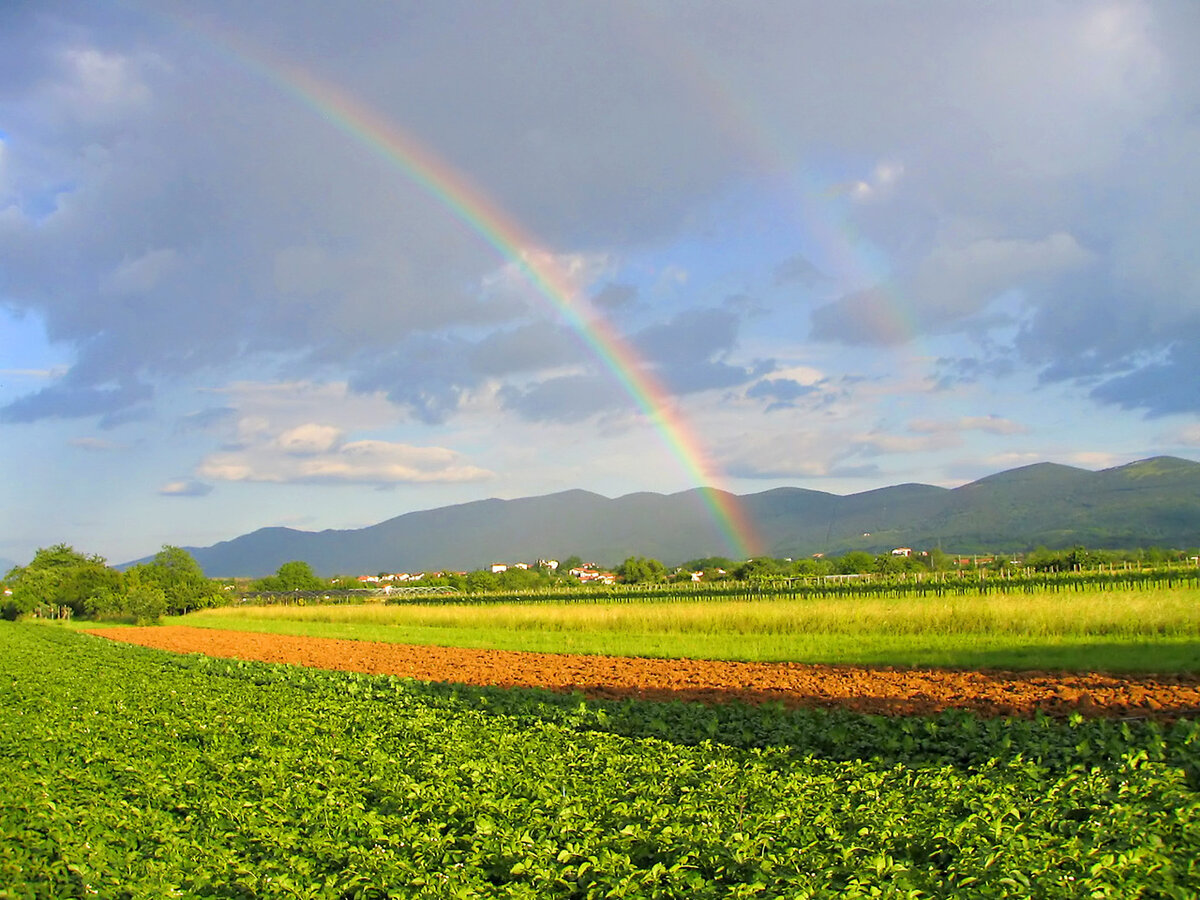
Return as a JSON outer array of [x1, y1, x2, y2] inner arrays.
[[2, 544, 223, 623]]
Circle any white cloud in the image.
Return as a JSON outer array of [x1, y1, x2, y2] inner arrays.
[[853, 432, 958, 457], [158, 479, 213, 497], [275, 424, 342, 455], [198, 437, 492, 485], [483, 248, 614, 309], [51, 48, 156, 125], [849, 159, 904, 201], [69, 436, 125, 452], [190, 382, 493, 484], [206, 381, 403, 433], [909, 415, 1029, 436], [1163, 424, 1200, 447]]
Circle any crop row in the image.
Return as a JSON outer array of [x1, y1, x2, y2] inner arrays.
[[2, 624, 1198, 898], [357, 568, 1200, 608]]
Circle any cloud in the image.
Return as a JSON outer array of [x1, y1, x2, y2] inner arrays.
[[845, 160, 905, 202], [69, 436, 126, 452], [177, 406, 237, 433], [811, 233, 1095, 346], [469, 323, 579, 377], [773, 253, 826, 288], [1089, 343, 1200, 417], [0, 0, 1197, 444], [159, 479, 213, 497], [590, 282, 638, 311], [851, 432, 958, 457], [102, 248, 179, 295], [908, 415, 1028, 436], [1162, 424, 1200, 447], [192, 394, 494, 485], [499, 374, 630, 423], [0, 379, 152, 423], [746, 378, 817, 410], [932, 356, 1016, 389], [276, 423, 342, 455], [720, 429, 882, 481], [198, 436, 491, 486]]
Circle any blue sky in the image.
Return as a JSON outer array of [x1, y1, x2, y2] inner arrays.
[[3, 1, 1199, 566]]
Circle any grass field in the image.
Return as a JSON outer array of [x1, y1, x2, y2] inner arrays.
[[179, 588, 1200, 673]]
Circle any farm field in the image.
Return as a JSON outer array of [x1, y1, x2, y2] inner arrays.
[[178, 588, 1200, 673], [94, 624, 1200, 719], [4, 624, 1200, 898]]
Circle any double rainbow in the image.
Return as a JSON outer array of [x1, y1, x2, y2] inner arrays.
[[177, 24, 762, 559]]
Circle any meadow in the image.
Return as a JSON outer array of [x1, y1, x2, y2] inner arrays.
[[180, 587, 1200, 673], [3, 623, 1198, 898]]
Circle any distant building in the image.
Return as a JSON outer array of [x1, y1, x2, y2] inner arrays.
[[569, 567, 616, 585], [891, 548, 912, 557], [490, 563, 508, 573]]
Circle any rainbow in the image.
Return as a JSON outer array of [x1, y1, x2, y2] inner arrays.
[[169, 20, 762, 559]]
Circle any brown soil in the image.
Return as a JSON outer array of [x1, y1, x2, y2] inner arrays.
[[88, 625, 1200, 720]]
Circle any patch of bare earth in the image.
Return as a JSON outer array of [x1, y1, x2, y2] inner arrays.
[[88, 625, 1200, 720]]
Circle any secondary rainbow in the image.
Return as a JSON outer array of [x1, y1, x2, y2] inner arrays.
[[183, 27, 761, 559]]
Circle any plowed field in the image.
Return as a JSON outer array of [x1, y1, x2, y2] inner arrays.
[[90, 625, 1200, 720]]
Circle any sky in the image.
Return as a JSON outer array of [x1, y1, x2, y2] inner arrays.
[[2, 0, 1199, 567]]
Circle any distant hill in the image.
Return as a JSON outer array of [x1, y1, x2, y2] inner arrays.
[[140, 456, 1200, 577]]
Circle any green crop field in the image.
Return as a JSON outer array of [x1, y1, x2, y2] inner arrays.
[[3, 623, 1199, 897], [181, 587, 1200, 673]]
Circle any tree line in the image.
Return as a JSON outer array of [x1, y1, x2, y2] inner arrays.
[[5, 542, 1198, 623], [2, 544, 224, 623]]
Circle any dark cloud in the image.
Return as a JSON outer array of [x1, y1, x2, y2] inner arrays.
[[468, 323, 578, 377], [348, 337, 478, 425], [590, 283, 637, 311], [747, 377, 818, 409], [2, 0, 1198, 432], [773, 253, 826, 287], [0, 379, 151, 423], [810, 288, 910, 346], [633, 307, 738, 365], [1090, 344, 1200, 417], [632, 307, 761, 396], [177, 406, 238, 433], [499, 374, 630, 423], [932, 356, 1016, 390]]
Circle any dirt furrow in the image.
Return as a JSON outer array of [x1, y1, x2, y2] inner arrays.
[[89, 625, 1200, 719]]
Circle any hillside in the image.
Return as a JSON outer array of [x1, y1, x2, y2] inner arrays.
[[147, 456, 1200, 576]]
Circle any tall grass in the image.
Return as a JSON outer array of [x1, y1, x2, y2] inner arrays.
[[190, 589, 1200, 639]]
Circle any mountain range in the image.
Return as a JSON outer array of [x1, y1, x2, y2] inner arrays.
[[136, 456, 1200, 577]]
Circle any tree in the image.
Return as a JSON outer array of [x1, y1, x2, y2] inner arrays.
[[732, 557, 784, 580], [617, 556, 667, 584], [928, 548, 953, 572], [3, 544, 122, 619], [253, 560, 326, 592], [873, 553, 909, 575], [123, 569, 167, 624], [126, 545, 223, 615], [836, 551, 876, 575]]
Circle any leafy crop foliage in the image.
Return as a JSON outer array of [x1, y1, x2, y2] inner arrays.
[[3, 625, 1198, 898]]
